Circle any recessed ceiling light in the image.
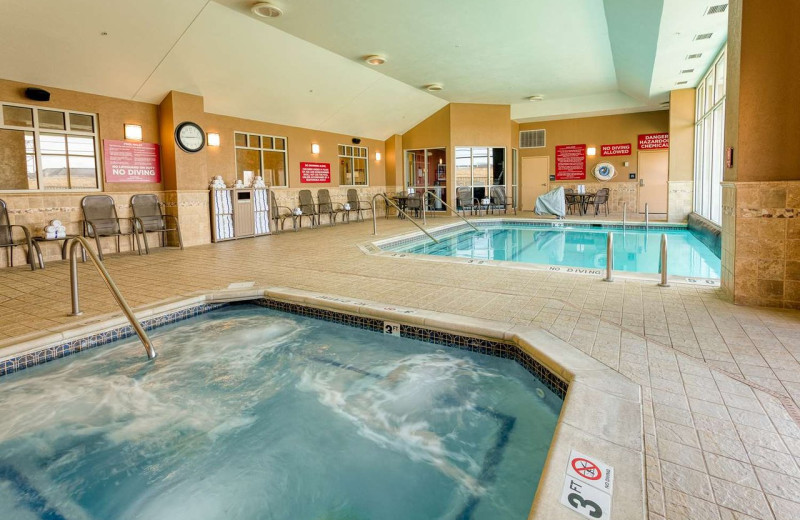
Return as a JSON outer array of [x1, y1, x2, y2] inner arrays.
[[686, 53, 703, 59], [528, 95, 544, 102], [425, 84, 444, 92], [694, 33, 714, 40], [251, 2, 283, 18], [364, 55, 386, 66]]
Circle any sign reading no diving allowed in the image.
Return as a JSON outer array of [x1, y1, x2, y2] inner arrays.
[[560, 450, 614, 519]]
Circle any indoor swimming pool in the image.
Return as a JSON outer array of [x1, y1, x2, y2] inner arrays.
[[0, 304, 562, 520], [383, 223, 721, 279]]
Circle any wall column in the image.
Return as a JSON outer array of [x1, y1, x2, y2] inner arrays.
[[721, 0, 800, 306], [667, 89, 695, 222]]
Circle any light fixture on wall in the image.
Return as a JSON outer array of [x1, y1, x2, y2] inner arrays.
[[124, 124, 143, 141], [587, 147, 597, 156], [375, 152, 381, 161], [207, 132, 220, 147], [311, 143, 320, 154]]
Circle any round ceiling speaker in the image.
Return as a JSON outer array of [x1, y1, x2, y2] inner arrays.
[[425, 84, 444, 92], [251, 2, 283, 18]]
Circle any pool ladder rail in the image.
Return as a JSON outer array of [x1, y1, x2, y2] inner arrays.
[[67, 236, 157, 360], [603, 231, 670, 286], [371, 193, 439, 244], [425, 191, 478, 232]]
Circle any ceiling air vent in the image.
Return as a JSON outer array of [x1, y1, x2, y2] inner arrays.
[[686, 53, 703, 59], [681, 69, 695, 74], [705, 4, 728, 15], [676, 81, 689, 85], [520, 129, 546, 149], [694, 33, 714, 40]]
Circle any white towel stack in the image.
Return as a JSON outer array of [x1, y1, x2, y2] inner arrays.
[[209, 175, 227, 189], [251, 175, 266, 188], [45, 219, 66, 239]]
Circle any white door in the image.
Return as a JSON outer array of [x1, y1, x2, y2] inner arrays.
[[638, 151, 669, 214], [520, 156, 549, 211]]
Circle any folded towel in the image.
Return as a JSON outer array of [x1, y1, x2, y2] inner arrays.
[[50, 219, 62, 227]]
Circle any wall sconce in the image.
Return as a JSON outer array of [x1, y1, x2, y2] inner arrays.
[[207, 132, 220, 147], [375, 152, 381, 161], [124, 124, 143, 141], [311, 143, 320, 154], [587, 147, 597, 156]]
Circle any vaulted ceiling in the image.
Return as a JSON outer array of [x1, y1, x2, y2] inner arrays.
[[0, 0, 728, 139]]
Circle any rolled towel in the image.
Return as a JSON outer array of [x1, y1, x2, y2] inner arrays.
[[50, 219, 62, 227], [45, 232, 56, 240], [57, 225, 66, 233], [45, 225, 56, 233]]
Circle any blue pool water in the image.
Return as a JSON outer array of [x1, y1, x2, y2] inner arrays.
[[385, 224, 721, 279], [0, 305, 561, 520]]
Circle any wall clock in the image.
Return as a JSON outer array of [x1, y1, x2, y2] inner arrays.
[[175, 121, 205, 153]]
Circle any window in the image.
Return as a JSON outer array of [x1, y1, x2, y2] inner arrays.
[[338, 145, 368, 185], [0, 103, 99, 191], [693, 48, 727, 224], [454, 146, 506, 203], [234, 132, 287, 187]]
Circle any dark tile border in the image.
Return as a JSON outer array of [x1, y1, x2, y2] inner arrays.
[[1, 297, 569, 401]]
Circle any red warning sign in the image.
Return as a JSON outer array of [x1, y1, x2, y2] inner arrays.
[[572, 458, 602, 481]]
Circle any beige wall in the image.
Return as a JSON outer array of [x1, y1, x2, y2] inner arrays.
[[450, 104, 512, 149], [668, 89, 695, 182], [518, 111, 670, 184]]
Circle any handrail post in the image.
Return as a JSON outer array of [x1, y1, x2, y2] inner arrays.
[[645, 203, 649, 231], [68, 236, 157, 360], [426, 190, 478, 231], [421, 190, 427, 225], [622, 202, 627, 231], [658, 234, 670, 287], [371, 193, 439, 243], [603, 232, 614, 282]]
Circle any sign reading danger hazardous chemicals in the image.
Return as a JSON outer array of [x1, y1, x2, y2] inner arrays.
[[560, 449, 614, 519]]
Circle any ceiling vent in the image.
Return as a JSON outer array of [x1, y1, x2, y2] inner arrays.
[[686, 53, 703, 59], [694, 33, 714, 40], [681, 69, 695, 74], [676, 81, 689, 85], [251, 2, 283, 18], [705, 4, 728, 15], [520, 129, 546, 149]]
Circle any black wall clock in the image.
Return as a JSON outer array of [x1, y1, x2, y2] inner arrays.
[[175, 121, 205, 153]]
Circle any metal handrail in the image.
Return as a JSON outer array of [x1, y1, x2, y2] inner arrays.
[[645, 203, 650, 231], [603, 232, 614, 282], [622, 202, 627, 231], [658, 234, 670, 287], [67, 236, 157, 360], [425, 191, 478, 231], [371, 193, 439, 243]]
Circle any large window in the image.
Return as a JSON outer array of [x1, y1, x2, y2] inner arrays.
[[234, 132, 287, 187], [694, 48, 726, 224], [338, 145, 368, 185], [455, 146, 506, 203], [0, 103, 99, 191]]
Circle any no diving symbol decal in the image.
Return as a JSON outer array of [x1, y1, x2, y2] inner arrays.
[[572, 457, 602, 481]]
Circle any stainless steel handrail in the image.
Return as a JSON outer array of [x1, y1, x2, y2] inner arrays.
[[425, 191, 478, 231], [622, 202, 627, 231], [658, 233, 670, 287], [67, 236, 157, 360], [603, 232, 614, 282], [371, 193, 439, 243], [645, 203, 650, 231]]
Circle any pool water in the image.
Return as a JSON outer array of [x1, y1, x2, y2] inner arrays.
[[386, 225, 721, 279], [0, 305, 562, 520]]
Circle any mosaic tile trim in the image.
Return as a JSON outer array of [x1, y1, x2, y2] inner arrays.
[[253, 298, 568, 399], [379, 220, 688, 250], [0, 303, 226, 377]]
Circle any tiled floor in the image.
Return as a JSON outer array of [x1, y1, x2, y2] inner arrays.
[[2, 214, 800, 520]]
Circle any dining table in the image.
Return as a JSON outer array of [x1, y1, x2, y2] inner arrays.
[[566, 192, 596, 216]]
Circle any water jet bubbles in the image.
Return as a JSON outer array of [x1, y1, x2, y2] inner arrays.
[[536, 388, 546, 399]]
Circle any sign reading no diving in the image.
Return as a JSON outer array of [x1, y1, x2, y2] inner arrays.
[[560, 450, 614, 519]]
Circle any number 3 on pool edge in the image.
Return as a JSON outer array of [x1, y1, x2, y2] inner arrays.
[[384, 322, 400, 336], [568, 493, 603, 519]]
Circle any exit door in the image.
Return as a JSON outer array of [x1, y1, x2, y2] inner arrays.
[[638, 151, 668, 214], [520, 156, 549, 211]]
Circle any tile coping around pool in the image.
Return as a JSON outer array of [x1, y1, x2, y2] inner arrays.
[[362, 218, 720, 287], [0, 286, 646, 520]]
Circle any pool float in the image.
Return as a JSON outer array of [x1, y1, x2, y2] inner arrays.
[[593, 162, 616, 181]]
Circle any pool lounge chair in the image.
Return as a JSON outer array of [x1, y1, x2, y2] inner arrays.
[[456, 187, 479, 216], [130, 194, 184, 250], [317, 189, 347, 225], [269, 191, 297, 232], [0, 198, 38, 270], [489, 186, 515, 215], [81, 195, 146, 260], [591, 188, 610, 216], [346, 188, 373, 222], [297, 189, 319, 228]]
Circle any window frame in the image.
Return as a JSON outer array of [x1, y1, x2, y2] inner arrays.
[[338, 144, 369, 186], [233, 131, 288, 188], [0, 102, 101, 193]]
